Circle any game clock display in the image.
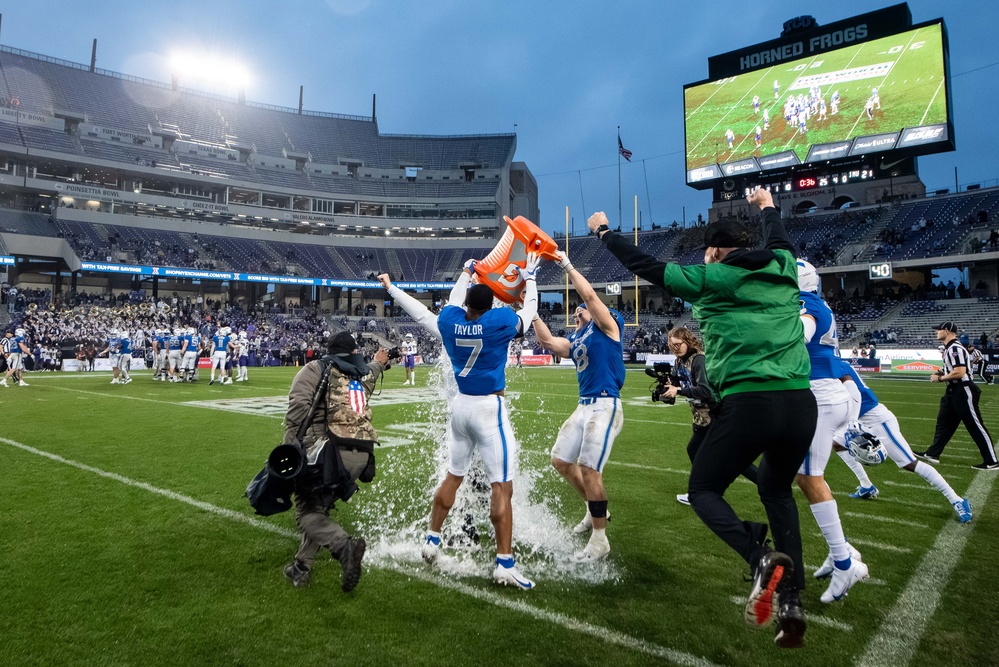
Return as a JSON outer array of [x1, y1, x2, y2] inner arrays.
[[869, 261, 893, 280]]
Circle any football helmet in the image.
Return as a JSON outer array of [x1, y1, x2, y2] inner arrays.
[[846, 424, 887, 466], [238, 331, 247, 340], [174, 328, 184, 336], [187, 327, 196, 335], [15, 327, 25, 337], [120, 331, 130, 339], [796, 259, 820, 293]]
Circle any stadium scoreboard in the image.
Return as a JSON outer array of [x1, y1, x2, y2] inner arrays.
[[683, 4, 954, 190]]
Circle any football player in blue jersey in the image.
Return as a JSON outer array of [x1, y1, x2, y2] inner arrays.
[[422, 253, 541, 590], [167, 327, 184, 382], [152, 329, 167, 381], [531, 251, 625, 562], [828, 360, 971, 522], [182, 327, 200, 382], [1, 328, 30, 387], [209, 326, 232, 385], [117, 332, 133, 384], [796, 260, 869, 603], [101, 329, 122, 384]]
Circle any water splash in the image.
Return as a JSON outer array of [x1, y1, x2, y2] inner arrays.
[[355, 357, 621, 586]]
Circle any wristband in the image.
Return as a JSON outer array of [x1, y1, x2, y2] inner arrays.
[[596, 224, 610, 237]]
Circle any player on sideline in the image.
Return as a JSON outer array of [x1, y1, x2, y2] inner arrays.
[[725, 129, 735, 150], [421, 253, 541, 590], [167, 327, 184, 382], [100, 329, 123, 384], [2, 328, 31, 387], [234, 331, 250, 382], [829, 359, 972, 522], [116, 331, 133, 384], [209, 326, 232, 386], [796, 260, 869, 603], [531, 251, 625, 562], [182, 327, 200, 382], [153, 329, 168, 381], [401, 333, 418, 385]]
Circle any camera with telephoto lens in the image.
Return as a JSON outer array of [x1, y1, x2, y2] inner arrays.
[[645, 362, 678, 404]]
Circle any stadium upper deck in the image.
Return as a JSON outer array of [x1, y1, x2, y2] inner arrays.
[[0, 45, 530, 237]]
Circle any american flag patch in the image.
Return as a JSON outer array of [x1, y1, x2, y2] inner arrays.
[[348, 379, 366, 413]]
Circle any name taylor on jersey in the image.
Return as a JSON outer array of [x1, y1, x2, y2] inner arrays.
[[453, 323, 484, 336]]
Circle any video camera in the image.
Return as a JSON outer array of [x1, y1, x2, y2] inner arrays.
[[645, 362, 678, 404], [387, 347, 402, 361]]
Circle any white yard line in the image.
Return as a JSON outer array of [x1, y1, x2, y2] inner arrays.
[[829, 536, 912, 554], [843, 29, 920, 141], [841, 511, 928, 529], [804, 564, 887, 586], [831, 491, 941, 511], [854, 470, 996, 667], [0, 436, 720, 667], [919, 78, 945, 126]]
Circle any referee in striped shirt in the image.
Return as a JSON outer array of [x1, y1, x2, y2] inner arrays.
[[914, 322, 997, 470]]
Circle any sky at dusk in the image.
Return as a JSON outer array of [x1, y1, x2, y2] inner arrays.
[[1, 0, 996, 235]]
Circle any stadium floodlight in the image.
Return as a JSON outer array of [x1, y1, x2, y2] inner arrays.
[[170, 52, 251, 88]]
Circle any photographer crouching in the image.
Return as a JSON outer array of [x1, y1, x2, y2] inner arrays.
[[661, 327, 758, 505], [282, 332, 390, 592]]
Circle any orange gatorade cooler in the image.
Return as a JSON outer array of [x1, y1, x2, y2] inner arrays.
[[474, 216, 559, 303]]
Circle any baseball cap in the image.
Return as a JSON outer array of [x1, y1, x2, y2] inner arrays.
[[932, 321, 958, 334], [327, 332, 358, 355], [703, 219, 752, 248]]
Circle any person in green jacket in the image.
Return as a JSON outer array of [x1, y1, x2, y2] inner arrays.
[[588, 188, 816, 649]]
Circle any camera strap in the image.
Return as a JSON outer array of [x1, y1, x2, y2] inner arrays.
[[296, 359, 333, 443]]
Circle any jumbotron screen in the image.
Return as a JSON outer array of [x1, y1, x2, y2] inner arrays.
[[684, 21, 951, 186]]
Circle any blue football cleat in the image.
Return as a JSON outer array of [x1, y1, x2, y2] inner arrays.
[[953, 498, 973, 524], [848, 485, 879, 500]]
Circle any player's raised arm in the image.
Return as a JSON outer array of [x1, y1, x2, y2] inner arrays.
[[448, 260, 475, 307], [531, 315, 570, 358], [559, 250, 620, 342], [747, 188, 794, 253], [379, 273, 441, 339], [515, 252, 540, 334]]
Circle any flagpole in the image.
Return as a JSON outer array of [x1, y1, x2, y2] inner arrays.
[[617, 126, 622, 230]]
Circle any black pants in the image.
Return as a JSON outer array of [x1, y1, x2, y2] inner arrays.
[[688, 389, 817, 591], [926, 383, 996, 464], [687, 424, 759, 485]]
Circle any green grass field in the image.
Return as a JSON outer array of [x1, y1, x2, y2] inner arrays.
[[1, 365, 996, 667], [685, 24, 948, 171]]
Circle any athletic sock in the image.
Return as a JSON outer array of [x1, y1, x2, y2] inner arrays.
[[914, 461, 962, 504], [590, 527, 607, 543], [811, 499, 850, 562], [495, 553, 514, 568], [837, 449, 873, 487]]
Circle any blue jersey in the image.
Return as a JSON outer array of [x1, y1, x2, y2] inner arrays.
[[800, 291, 842, 380], [13, 335, 26, 352], [119, 338, 132, 355], [107, 337, 121, 354], [167, 334, 183, 351], [438, 305, 519, 395], [189, 333, 201, 351], [568, 310, 625, 398], [837, 360, 879, 417], [212, 334, 230, 353], [154, 335, 166, 351]]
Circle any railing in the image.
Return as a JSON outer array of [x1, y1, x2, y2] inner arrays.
[[0, 43, 373, 122]]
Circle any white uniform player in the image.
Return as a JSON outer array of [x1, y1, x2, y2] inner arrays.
[[234, 332, 249, 382], [796, 260, 869, 604], [829, 360, 972, 523], [420, 255, 540, 590], [401, 333, 418, 385]]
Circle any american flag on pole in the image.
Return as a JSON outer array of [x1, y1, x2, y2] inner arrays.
[[618, 136, 633, 162], [348, 379, 367, 413]]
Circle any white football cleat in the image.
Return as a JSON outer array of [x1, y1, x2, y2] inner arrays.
[[814, 544, 862, 579], [110, 379, 119, 384], [421, 535, 440, 565], [493, 563, 535, 590], [17, 380, 29, 387], [572, 510, 611, 534], [573, 539, 610, 563], [0, 379, 8, 387], [123, 377, 132, 384], [676, 493, 691, 506], [820, 559, 869, 603]]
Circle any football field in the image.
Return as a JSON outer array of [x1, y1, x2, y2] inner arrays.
[[685, 24, 947, 171], [1, 365, 996, 666]]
